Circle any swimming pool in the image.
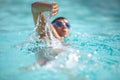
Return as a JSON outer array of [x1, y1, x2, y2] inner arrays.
[[0, 0, 120, 80]]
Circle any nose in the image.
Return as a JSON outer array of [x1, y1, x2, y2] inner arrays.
[[62, 23, 67, 29]]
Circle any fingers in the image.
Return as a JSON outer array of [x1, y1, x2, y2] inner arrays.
[[52, 8, 58, 16], [52, 2, 58, 9], [51, 2, 59, 16]]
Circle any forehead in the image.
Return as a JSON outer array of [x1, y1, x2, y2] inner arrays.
[[55, 19, 69, 23]]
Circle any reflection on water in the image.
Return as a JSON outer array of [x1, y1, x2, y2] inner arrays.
[[0, 0, 120, 80]]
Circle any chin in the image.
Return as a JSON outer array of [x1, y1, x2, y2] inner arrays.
[[63, 35, 69, 37], [60, 33, 69, 37]]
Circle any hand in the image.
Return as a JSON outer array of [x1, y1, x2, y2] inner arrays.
[[50, 2, 59, 16], [32, 2, 58, 15]]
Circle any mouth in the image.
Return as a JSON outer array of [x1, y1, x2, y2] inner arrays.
[[62, 31, 67, 35], [63, 29, 67, 32]]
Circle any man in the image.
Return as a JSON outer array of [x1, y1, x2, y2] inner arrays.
[[20, 2, 71, 69], [31, 2, 71, 42]]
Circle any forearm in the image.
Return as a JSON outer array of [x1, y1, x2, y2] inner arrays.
[[31, 2, 51, 39], [31, 2, 59, 39], [36, 13, 46, 39]]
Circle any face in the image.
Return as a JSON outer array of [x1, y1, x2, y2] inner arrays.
[[52, 19, 70, 37]]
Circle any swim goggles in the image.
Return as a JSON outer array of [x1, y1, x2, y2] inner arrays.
[[52, 21, 71, 29]]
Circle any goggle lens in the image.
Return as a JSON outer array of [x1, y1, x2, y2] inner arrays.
[[53, 22, 71, 29]]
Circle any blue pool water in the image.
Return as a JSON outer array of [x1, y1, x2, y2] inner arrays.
[[0, 0, 120, 80]]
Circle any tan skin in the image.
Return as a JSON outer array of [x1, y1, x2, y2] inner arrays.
[[21, 2, 70, 68], [53, 19, 70, 37], [20, 2, 71, 70], [31, 2, 70, 42]]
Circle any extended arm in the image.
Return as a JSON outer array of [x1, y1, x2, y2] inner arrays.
[[31, 2, 58, 39]]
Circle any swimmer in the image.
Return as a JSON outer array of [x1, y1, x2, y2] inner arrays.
[[31, 2, 71, 42], [20, 2, 71, 70]]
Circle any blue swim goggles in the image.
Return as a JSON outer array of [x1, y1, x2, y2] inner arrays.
[[52, 21, 71, 29]]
